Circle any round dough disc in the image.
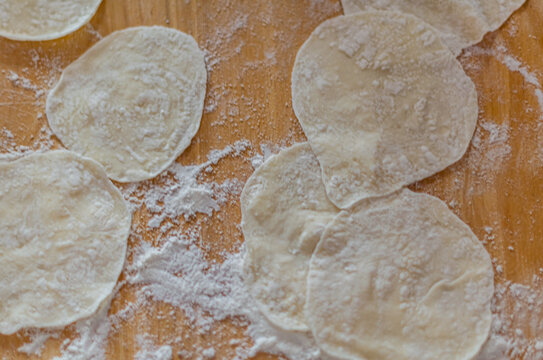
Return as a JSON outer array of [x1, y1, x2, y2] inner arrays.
[[241, 143, 338, 331], [291, 11, 478, 209], [46, 26, 207, 182], [0, 0, 102, 41], [0, 151, 131, 334], [341, 0, 526, 55], [306, 189, 494, 360]]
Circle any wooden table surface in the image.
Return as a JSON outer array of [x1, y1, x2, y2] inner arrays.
[[1, 0, 542, 359]]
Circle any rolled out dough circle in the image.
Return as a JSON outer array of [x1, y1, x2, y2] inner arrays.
[[291, 11, 478, 208], [241, 143, 339, 331], [0, 0, 103, 41], [306, 189, 494, 360], [0, 151, 131, 334], [46, 26, 207, 182], [341, 0, 526, 55]]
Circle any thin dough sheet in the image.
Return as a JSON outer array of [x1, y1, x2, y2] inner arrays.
[[0, 151, 131, 334], [291, 11, 478, 208], [306, 189, 494, 360]]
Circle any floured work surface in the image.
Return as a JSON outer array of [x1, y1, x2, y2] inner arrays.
[[0, 0, 543, 359]]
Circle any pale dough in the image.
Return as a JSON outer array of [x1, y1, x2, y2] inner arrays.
[[306, 189, 494, 360], [341, 0, 526, 55], [0, 0, 102, 41], [46, 26, 207, 182], [291, 11, 478, 208], [241, 143, 339, 331], [0, 151, 131, 334]]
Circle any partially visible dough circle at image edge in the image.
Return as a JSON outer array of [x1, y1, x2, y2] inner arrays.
[[0, 150, 131, 334], [291, 11, 478, 209], [0, 0, 103, 41], [46, 26, 207, 182], [306, 188, 494, 360], [340, 0, 526, 55]]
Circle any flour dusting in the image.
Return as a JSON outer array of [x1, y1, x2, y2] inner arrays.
[[135, 335, 173, 360], [464, 45, 543, 118], [17, 331, 54, 357], [122, 140, 249, 229], [2, 1, 543, 359], [477, 280, 543, 359]]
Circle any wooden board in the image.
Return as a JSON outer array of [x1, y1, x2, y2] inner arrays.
[[0, 0, 542, 358]]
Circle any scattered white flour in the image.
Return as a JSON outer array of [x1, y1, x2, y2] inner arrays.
[[201, 347, 216, 359], [0, 123, 55, 159], [121, 140, 249, 229], [17, 331, 54, 357], [122, 144, 323, 360], [84, 23, 103, 40], [135, 335, 173, 360], [477, 280, 543, 359], [4, 70, 46, 101], [53, 299, 113, 360], [3, 2, 543, 360], [249, 143, 282, 169], [465, 45, 543, 117], [471, 118, 512, 173]]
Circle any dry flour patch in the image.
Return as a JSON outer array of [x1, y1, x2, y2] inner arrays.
[[135, 335, 173, 360]]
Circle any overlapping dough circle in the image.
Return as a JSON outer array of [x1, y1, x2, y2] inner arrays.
[[291, 11, 478, 209], [306, 189, 494, 360], [46, 26, 207, 182], [341, 0, 526, 55], [241, 143, 338, 331], [0, 0, 103, 41], [0, 151, 131, 334]]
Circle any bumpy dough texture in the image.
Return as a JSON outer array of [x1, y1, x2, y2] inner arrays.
[[291, 11, 478, 209], [306, 189, 494, 360], [0, 0, 102, 41], [341, 0, 526, 55], [241, 143, 339, 331], [46, 26, 207, 182], [0, 151, 131, 334]]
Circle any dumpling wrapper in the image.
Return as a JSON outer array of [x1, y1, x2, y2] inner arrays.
[[0, 151, 131, 334], [291, 11, 478, 208], [341, 0, 526, 55], [47, 26, 207, 182], [241, 143, 339, 332], [306, 188, 494, 360], [0, 0, 103, 41]]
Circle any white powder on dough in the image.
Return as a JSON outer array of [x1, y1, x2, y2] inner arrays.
[[4, 2, 543, 359], [15, 141, 323, 360]]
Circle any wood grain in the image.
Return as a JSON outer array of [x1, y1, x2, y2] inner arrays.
[[0, 0, 541, 358]]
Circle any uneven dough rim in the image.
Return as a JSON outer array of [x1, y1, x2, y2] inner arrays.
[[290, 11, 478, 209], [305, 189, 494, 360], [45, 26, 207, 182], [0, 150, 132, 334], [0, 0, 103, 41], [240, 143, 314, 333]]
